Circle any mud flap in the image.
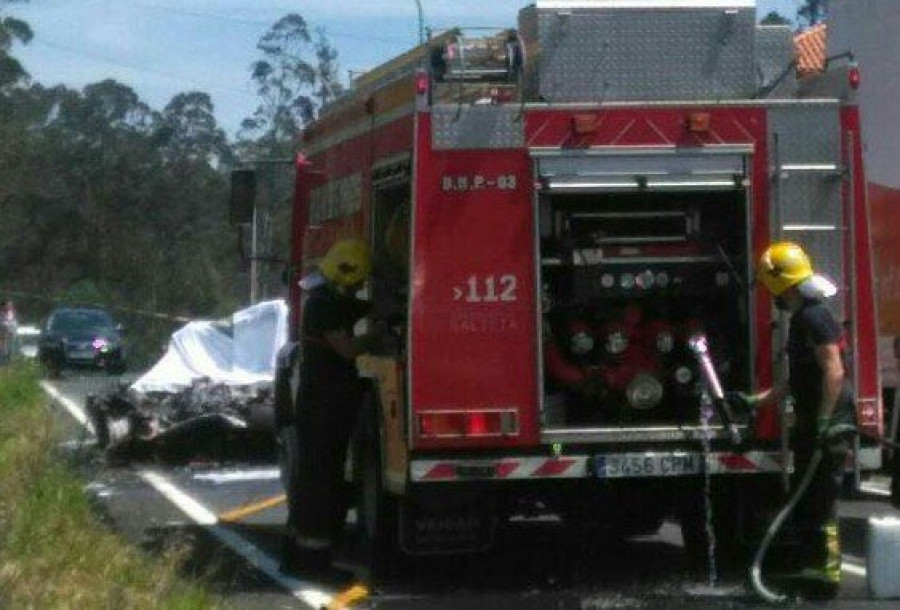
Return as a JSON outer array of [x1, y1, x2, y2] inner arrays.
[[399, 497, 496, 554]]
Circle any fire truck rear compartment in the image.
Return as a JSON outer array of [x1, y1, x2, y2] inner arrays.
[[538, 188, 751, 430]]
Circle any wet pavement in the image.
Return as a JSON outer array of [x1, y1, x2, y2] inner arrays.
[[44, 373, 900, 609]]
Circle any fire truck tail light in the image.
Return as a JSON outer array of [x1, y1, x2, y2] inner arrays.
[[415, 70, 430, 95], [857, 398, 881, 436], [849, 62, 861, 90], [469, 412, 488, 436], [417, 410, 519, 439]]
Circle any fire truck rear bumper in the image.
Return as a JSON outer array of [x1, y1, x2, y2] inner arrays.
[[409, 445, 883, 483], [410, 450, 791, 483]]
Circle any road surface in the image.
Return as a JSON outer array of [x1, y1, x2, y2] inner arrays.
[[42, 373, 900, 609]]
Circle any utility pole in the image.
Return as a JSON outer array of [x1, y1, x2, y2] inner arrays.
[[250, 205, 259, 305], [234, 158, 294, 306], [414, 0, 425, 44]]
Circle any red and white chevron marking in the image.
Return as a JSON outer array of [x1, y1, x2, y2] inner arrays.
[[410, 451, 789, 482], [412, 457, 588, 481]]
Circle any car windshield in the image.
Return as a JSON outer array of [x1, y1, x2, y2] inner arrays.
[[50, 311, 115, 333]]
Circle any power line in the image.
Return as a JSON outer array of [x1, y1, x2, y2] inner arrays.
[[0, 288, 194, 323], [30, 38, 255, 99], [132, 2, 411, 46]]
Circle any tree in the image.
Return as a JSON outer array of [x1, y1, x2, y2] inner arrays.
[[0, 5, 250, 366], [240, 14, 343, 151], [158, 91, 232, 165], [760, 11, 792, 26], [235, 15, 345, 302], [798, 1, 828, 26], [0, 7, 32, 89], [313, 27, 343, 107], [242, 14, 316, 147]]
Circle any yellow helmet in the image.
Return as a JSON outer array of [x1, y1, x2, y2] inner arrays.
[[320, 239, 373, 288], [757, 241, 814, 296]]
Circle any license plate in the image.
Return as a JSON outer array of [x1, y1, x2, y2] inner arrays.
[[67, 350, 94, 360], [593, 453, 702, 478], [456, 463, 496, 479]]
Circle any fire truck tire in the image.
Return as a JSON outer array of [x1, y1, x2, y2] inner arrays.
[[354, 395, 401, 585]]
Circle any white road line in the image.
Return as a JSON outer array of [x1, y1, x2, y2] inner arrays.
[[841, 555, 867, 578], [40, 381, 93, 433], [860, 483, 891, 497], [192, 468, 281, 484], [41, 381, 334, 609]]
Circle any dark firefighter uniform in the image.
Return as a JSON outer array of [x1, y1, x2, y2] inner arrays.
[[281, 238, 374, 574], [787, 298, 855, 590], [756, 241, 857, 597]]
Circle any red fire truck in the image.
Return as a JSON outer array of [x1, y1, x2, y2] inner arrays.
[[272, 0, 882, 575]]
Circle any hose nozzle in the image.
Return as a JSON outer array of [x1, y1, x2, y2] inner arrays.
[[687, 334, 724, 400], [687, 334, 742, 446]]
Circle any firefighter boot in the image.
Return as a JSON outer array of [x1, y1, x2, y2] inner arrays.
[[280, 530, 330, 576], [787, 521, 841, 600]]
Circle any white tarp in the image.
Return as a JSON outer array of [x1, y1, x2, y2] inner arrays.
[[131, 299, 289, 394]]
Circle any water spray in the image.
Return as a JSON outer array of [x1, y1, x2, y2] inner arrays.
[[685, 334, 900, 603], [681, 334, 747, 599], [686, 333, 805, 603]]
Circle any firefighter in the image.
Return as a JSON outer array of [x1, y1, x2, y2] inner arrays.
[[734, 242, 856, 598], [0, 300, 16, 364], [281, 238, 381, 576]]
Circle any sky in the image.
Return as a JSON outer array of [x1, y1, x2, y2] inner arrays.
[[5, 1, 802, 137]]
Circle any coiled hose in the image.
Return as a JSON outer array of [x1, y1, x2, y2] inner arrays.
[[749, 445, 824, 604]]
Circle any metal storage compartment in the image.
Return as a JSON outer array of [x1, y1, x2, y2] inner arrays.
[[518, 0, 758, 102]]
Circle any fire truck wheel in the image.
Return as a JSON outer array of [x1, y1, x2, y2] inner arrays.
[[354, 396, 401, 585]]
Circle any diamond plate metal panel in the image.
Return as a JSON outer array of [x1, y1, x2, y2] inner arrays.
[[533, 7, 755, 102], [755, 26, 797, 98], [768, 105, 842, 165], [432, 105, 525, 150], [792, 231, 844, 291], [768, 104, 845, 321], [778, 174, 842, 226]]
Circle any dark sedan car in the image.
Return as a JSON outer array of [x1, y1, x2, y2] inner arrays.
[[39, 308, 127, 376]]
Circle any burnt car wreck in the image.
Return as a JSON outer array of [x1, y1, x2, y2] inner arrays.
[[86, 379, 277, 465]]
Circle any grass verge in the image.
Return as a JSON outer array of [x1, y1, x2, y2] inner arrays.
[[0, 362, 220, 609]]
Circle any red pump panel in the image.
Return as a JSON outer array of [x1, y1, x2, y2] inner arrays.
[[410, 113, 539, 449], [524, 106, 777, 437]]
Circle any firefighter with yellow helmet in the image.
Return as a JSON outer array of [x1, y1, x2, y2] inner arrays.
[[281, 238, 381, 576], [734, 241, 855, 598]]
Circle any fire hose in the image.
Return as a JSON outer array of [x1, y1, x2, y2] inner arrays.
[[749, 443, 823, 605], [687, 333, 900, 604], [749, 429, 900, 605]]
